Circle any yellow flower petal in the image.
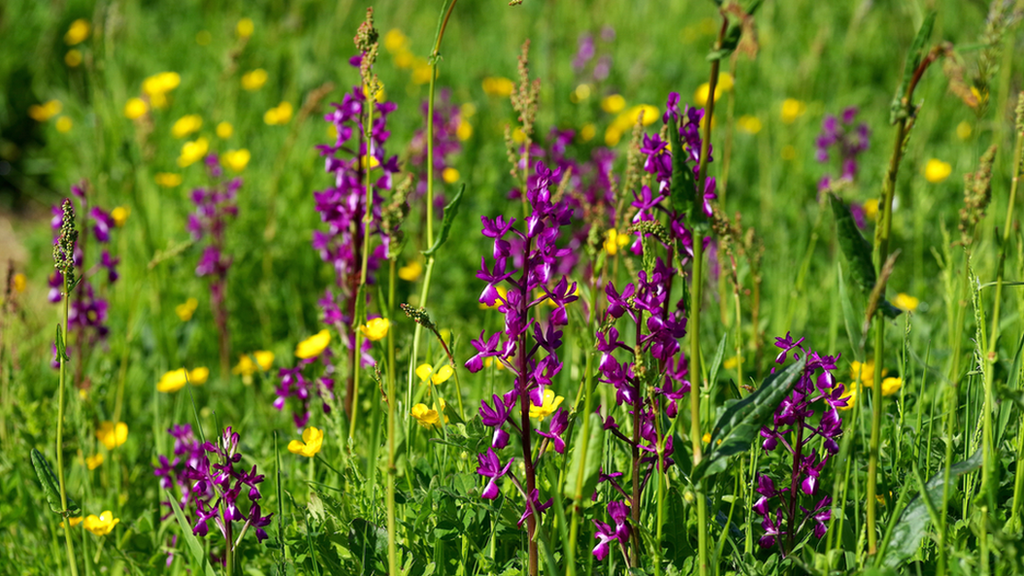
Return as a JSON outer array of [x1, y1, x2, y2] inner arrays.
[[64, 19, 91, 46], [217, 121, 234, 139], [111, 206, 130, 227], [175, 297, 198, 320], [65, 49, 83, 67], [86, 454, 104, 470], [296, 330, 331, 359], [482, 77, 514, 97], [236, 18, 254, 38], [398, 260, 423, 282], [95, 422, 128, 450], [124, 98, 148, 120], [360, 318, 390, 342], [780, 98, 806, 124], [893, 293, 919, 313], [241, 69, 268, 91], [924, 159, 952, 183]]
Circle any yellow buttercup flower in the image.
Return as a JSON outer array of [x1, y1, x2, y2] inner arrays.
[[171, 114, 203, 138], [723, 356, 742, 370], [956, 121, 972, 141], [482, 77, 514, 97], [619, 105, 659, 128], [175, 297, 198, 321], [287, 427, 324, 458], [863, 198, 880, 221], [264, 102, 293, 125], [55, 117, 73, 133], [416, 363, 454, 385], [360, 318, 390, 342], [111, 206, 130, 227], [236, 18, 254, 38], [241, 69, 268, 91], [580, 123, 596, 142], [13, 273, 26, 293], [412, 60, 433, 85], [157, 368, 208, 393], [177, 137, 209, 168], [155, 172, 182, 188], [604, 126, 623, 147], [222, 149, 251, 172], [571, 83, 592, 104], [893, 293, 919, 313], [142, 72, 181, 109], [738, 115, 762, 135], [442, 167, 460, 184], [384, 29, 408, 53], [29, 100, 62, 122], [86, 454, 104, 470], [233, 351, 275, 383], [923, 159, 952, 183], [296, 329, 331, 359], [880, 377, 902, 396], [838, 384, 857, 411], [456, 119, 473, 141], [398, 260, 423, 281], [124, 97, 148, 120], [780, 98, 806, 124], [65, 49, 83, 67], [216, 121, 233, 139], [850, 360, 888, 390], [60, 517, 84, 529], [412, 398, 447, 429], [529, 388, 564, 422], [604, 228, 631, 255], [83, 511, 120, 536], [96, 421, 128, 450], [694, 83, 720, 107], [65, 19, 91, 45], [601, 94, 626, 113]]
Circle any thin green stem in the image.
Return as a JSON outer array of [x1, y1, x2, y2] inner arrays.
[[386, 259, 399, 576], [350, 84, 376, 442], [57, 286, 80, 576], [689, 16, 726, 576]]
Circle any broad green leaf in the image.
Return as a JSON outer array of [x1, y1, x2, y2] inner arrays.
[[668, 115, 695, 218], [422, 183, 465, 257], [55, 324, 69, 362], [829, 194, 876, 295], [32, 448, 79, 515], [881, 450, 982, 568], [693, 356, 807, 482], [563, 410, 604, 500], [166, 491, 218, 576]]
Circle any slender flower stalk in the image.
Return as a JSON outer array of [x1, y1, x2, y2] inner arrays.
[[690, 17, 727, 576], [405, 0, 458, 437], [867, 38, 944, 556], [1007, 93, 1024, 529], [53, 198, 80, 576]]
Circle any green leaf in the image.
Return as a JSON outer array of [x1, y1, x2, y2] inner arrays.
[[349, 518, 387, 574], [996, 332, 1024, 448], [55, 324, 69, 362], [354, 285, 367, 327], [166, 491, 218, 576], [890, 11, 937, 124], [563, 410, 605, 500], [32, 448, 79, 515], [708, 332, 729, 387], [693, 356, 807, 483], [830, 194, 876, 295], [881, 450, 982, 568], [422, 183, 465, 257], [668, 115, 695, 218]]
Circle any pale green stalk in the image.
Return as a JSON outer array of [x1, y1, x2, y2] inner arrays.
[[57, 287, 80, 576], [991, 94, 1024, 513], [350, 79, 376, 441], [405, 0, 457, 436], [690, 17, 727, 576], [386, 259, 399, 576]]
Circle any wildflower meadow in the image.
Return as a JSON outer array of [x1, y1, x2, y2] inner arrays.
[[4, 1, 1024, 574]]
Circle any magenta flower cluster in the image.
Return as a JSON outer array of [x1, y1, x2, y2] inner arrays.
[[154, 424, 272, 544], [754, 333, 844, 552], [815, 107, 870, 193], [312, 65, 399, 365], [273, 347, 336, 429], [466, 161, 576, 529], [48, 182, 119, 357]]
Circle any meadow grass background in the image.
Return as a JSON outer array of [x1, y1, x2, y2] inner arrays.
[[1, 0, 1022, 574]]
